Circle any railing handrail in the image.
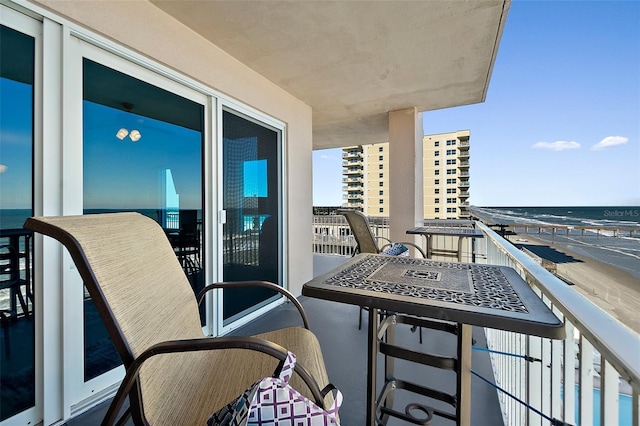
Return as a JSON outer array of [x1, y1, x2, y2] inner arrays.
[[476, 221, 640, 393]]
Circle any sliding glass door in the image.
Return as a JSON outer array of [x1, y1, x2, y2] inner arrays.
[[81, 54, 206, 382], [221, 109, 282, 326], [0, 10, 37, 424]]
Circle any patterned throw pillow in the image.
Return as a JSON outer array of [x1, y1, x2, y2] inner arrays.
[[382, 243, 409, 256]]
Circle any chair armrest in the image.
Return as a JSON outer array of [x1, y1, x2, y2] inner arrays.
[[103, 336, 326, 426], [196, 281, 310, 329]]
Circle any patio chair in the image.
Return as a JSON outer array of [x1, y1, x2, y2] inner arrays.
[[337, 209, 426, 258], [25, 212, 334, 426]]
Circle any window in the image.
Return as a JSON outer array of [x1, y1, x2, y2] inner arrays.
[[447, 188, 456, 194], [435, 179, 440, 185], [379, 199, 384, 204], [434, 151, 440, 156], [435, 208, 440, 213], [434, 141, 440, 147], [379, 190, 384, 195], [446, 149, 456, 155], [446, 139, 457, 146], [378, 146, 384, 152], [447, 169, 455, 175], [378, 164, 383, 170], [447, 198, 457, 203], [83, 58, 206, 378], [447, 178, 456, 184], [447, 159, 456, 165], [434, 189, 440, 194], [1, 21, 36, 421], [434, 198, 440, 203], [435, 170, 440, 175], [434, 160, 440, 166], [447, 208, 457, 213], [379, 173, 383, 178], [379, 155, 384, 161], [379, 207, 384, 213], [379, 182, 384, 187]]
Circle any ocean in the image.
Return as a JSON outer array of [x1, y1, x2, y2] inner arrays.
[[471, 206, 640, 280]]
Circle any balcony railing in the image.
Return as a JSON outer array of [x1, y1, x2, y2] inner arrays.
[[311, 216, 639, 426]]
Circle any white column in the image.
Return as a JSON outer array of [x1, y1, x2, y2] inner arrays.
[[388, 108, 423, 250]]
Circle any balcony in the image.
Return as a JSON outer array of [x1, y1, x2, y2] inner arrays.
[[310, 215, 640, 425], [458, 161, 470, 169], [342, 150, 363, 160], [342, 177, 363, 184]]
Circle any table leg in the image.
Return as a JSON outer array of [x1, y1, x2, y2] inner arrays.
[[367, 307, 378, 425], [457, 323, 472, 426]]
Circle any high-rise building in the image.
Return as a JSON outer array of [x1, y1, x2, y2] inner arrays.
[[342, 130, 470, 219]]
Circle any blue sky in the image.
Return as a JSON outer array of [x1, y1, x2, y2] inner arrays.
[[313, 0, 640, 207]]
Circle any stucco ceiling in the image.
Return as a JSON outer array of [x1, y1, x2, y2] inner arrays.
[[151, 0, 510, 149]]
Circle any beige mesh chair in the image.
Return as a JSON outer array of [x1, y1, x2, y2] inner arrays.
[[337, 209, 426, 258], [25, 213, 333, 426]]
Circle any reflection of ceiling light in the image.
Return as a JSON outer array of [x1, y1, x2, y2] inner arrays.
[[116, 103, 142, 142], [129, 130, 141, 142], [116, 128, 129, 140]]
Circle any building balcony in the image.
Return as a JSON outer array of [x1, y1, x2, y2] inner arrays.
[[309, 214, 640, 426], [343, 168, 364, 176], [342, 177, 363, 184], [458, 180, 470, 189], [27, 214, 640, 426], [459, 190, 470, 198], [342, 150, 363, 160], [458, 161, 470, 169]]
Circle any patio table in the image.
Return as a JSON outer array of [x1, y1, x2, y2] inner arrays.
[[302, 253, 564, 426], [407, 225, 484, 262]]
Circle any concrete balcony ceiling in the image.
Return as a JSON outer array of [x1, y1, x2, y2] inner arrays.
[[151, 0, 510, 149]]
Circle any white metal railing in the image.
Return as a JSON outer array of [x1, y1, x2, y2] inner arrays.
[[475, 221, 639, 426], [311, 216, 640, 426]]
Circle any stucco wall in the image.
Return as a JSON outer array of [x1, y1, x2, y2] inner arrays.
[[33, 0, 314, 294]]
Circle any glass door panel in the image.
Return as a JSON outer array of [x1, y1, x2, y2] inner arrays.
[[0, 23, 35, 421], [222, 110, 282, 324], [82, 58, 205, 380]]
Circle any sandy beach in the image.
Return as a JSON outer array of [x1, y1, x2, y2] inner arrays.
[[508, 233, 640, 335]]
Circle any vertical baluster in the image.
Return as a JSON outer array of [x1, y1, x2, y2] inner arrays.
[[550, 306, 563, 421], [579, 335, 594, 426], [633, 387, 639, 426], [528, 334, 543, 426], [563, 321, 576, 425], [601, 359, 619, 426]]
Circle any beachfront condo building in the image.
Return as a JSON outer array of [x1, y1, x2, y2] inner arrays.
[[342, 130, 471, 219]]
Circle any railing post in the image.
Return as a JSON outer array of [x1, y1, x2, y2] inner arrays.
[[563, 321, 576, 425], [601, 359, 619, 426], [579, 335, 594, 426], [528, 334, 543, 426]]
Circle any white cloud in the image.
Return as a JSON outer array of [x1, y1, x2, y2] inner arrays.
[[590, 136, 629, 151], [0, 164, 6, 173], [532, 141, 581, 151]]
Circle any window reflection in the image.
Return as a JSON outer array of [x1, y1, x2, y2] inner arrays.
[[82, 59, 204, 380], [0, 24, 35, 421]]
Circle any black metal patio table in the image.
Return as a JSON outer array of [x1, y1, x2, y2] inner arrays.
[[407, 225, 484, 262], [302, 253, 565, 426]]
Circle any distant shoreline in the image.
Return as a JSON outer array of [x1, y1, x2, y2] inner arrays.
[[509, 232, 640, 335]]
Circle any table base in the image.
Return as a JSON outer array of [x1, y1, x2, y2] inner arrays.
[[368, 311, 473, 426]]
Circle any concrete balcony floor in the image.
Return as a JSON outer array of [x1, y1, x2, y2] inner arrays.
[[66, 255, 504, 425]]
